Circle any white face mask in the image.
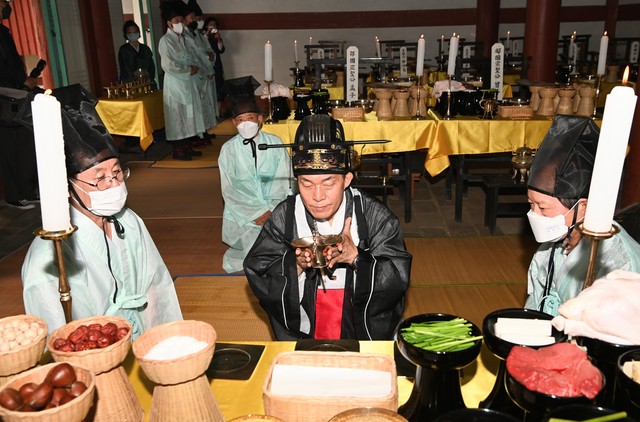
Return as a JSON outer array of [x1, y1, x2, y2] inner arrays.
[[237, 121, 260, 139], [197, 20, 204, 30], [171, 22, 184, 35], [527, 202, 577, 243], [72, 182, 128, 216]]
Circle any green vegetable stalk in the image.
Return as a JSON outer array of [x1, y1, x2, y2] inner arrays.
[[400, 318, 482, 352]]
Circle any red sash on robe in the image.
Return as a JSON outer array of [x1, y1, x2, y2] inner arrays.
[[314, 288, 344, 339]]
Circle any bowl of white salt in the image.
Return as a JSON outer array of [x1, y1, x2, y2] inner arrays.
[[132, 320, 217, 385]]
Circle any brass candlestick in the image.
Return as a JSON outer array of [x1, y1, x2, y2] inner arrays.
[[592, 75, 602, 119], [412, 76, 426, 120], [264, 79, 277, 124], [33, 225, 78, 323], [577, 222, 619, 290], [443, 75, 454, 120]]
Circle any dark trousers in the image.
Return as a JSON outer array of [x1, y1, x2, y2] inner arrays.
[[0, 124, 38, 202]]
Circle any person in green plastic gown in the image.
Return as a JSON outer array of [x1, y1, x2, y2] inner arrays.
[[218, 96, 292, 273], [21, 85, 182, 338], [524, 115, 640, 316]]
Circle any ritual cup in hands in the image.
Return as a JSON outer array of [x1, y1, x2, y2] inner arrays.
[[291, 235, 342, 269]]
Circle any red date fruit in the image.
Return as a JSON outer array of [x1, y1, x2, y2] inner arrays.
[[68, 325, 89, 344], [88, 323, 102, 331], [87, 329, 101, 342], [101, 322, 118, 336], [53, 338, 69, 350], [97, 334, 113, 348], [116, 326, 130, 341], [58, 343, 75, 352], [0, 387, 23, 410]]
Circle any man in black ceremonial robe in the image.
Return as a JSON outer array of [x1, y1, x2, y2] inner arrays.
[[244, 114, 411, 341]]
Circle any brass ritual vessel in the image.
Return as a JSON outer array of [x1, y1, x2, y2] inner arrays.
[[511, 146, 535, 184]]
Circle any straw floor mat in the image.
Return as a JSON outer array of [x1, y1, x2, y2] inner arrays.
[[174, 275, 274, 341], [144, 217, 226, 276], [208, 118, 237, 136], [126, 163, 223, 218], [405, 236, 537, 286], [150, 140, 225, 169]]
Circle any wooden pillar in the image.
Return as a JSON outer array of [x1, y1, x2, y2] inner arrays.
[[523, 0, 561, 83], [476, 0, 500, 58], [78, 0, 117, 96], [621, 74, 640, 207], [604, 0, 618, 41]]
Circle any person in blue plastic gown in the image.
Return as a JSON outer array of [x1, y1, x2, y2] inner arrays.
[[524, 115, 640, 316], [218, 96, 292, 273], [21, 85, 182, 338]]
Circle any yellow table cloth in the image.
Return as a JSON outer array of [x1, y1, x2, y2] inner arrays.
[[95, 90, 165, 151], [124, 340, 500, 421], [262, 115, 437, 157]]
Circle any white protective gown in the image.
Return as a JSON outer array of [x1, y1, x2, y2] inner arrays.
[[22, 206, 183, 338], [158, 29, 198, 141], [525, 222, 640, 316], [194, 29, 218, 129], [219, 131, 292, 272]]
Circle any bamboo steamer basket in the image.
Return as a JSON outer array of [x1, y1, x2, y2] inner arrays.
[[0, 315, 47, 385], [47, 315, 143, 422], [263, 351, 398, 422], [0, 362, 96, 422], [132, 320, 223, 422]]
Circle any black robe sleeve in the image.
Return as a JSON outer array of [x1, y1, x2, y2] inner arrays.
[[244, 191, 412, 340]]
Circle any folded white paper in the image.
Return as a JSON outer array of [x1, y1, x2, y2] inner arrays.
[[269, 364, 392, 398]]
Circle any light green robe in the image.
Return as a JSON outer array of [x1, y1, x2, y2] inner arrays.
[[21, 206, 183, 339], [219, 131, 292, 272], [525, 223, 640, 316], [158, 30, 197, 141]]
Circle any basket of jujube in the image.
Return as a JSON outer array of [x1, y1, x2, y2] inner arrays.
[[0, 362, 96, 422], [46, 316, 132, 374]]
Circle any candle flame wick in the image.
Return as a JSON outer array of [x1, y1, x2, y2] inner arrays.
[[604, 31, 607, 36], [622, 65, 630, 84], [44, 89, 52, 95]]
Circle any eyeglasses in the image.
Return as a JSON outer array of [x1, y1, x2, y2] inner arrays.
[[73, 167, 130, 191]]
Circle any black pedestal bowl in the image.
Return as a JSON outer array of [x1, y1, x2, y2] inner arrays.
[[543, 404, 637, 422], [576, 336, 637, 408], [505, 365, 603, 422], [480, 308, 566, 418], [395, 313, 482, 422], [616, 348, 640, 420], [433, 408, 521, 422]]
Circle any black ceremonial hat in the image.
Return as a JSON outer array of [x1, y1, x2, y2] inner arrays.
[[188, 0, 203, 16], [527, 115, 600, 200], [292, 115, 352, 176], [226, 76, 261, 117]]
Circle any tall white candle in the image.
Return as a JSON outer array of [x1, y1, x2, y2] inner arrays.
[[597, 31, 608, 75], [569, 33, 575, 59], [447, 33, 459, 76], [375, 36, 381, 58], [294, 40, 298, 63], [416, 35, 425, 79], [264, 41, 273, 81], [506, 30, 511, 52], [584, 86, 638, 232], [439, 35, 444, 55], [32, 92, 71, 232]]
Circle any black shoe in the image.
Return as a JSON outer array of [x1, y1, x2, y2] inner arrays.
[[6, 199, 36, 210], [203, 132, 216, 141], [185, 146, 202, 157], [172, 148, 192, 161], [191, 139, 209, 149]]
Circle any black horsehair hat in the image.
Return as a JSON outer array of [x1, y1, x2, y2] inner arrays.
[[258, 114, 389, 176], [226, 75, 261, 117], [527, 114, 600, 200], [15, 84, 118, 176]]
